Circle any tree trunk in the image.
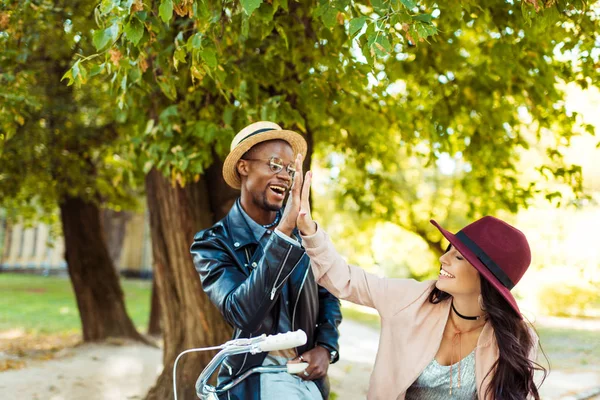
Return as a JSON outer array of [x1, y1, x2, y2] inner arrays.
[[0, 219, 10, 265], [147, 276, 162, 336], [101, 208, 132, 268], [144, 168, 233, 400], [59, 195, 148, 342], [203, 155, 239, 221]]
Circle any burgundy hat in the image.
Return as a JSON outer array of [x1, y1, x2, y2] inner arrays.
[[430, 216, 531, 318]]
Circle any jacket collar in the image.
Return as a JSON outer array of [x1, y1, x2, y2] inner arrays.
[[477, 320, 495, 348], [225, 198, 302, 249], [225, 199, 259, 250]]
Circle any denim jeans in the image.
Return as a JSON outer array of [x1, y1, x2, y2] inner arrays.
[[260, 355, 322, 400]]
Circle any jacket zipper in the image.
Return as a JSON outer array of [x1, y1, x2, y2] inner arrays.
[[244, 248, 251, 269], [291, 257, 310, 332], [270, 245, 293, 300], [234, 253, 302, 376], [291, 257, 310, 356]]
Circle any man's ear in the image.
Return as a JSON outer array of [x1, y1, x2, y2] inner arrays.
[[237, 159, 249, 178]]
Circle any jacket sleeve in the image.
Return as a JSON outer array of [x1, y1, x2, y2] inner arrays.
[[191, 230, 306, 333], [314, 285, 342, 363], [301, 225, 426, 318]]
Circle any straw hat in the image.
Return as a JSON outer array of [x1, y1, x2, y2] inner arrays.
[[223, 121, 307, 189]]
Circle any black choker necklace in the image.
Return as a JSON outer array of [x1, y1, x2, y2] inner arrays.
[[262, 211, 281, 229], [452, 302, 482, 321]]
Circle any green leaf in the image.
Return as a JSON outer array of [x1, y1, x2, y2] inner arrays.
[[93, 24, 119, 51], [89, 63, 104, 77], [160, 105, 179, 121], [241, 0, 262, 16], [99, 0, 120, 15], [361, 41, 374, 65], [275, 24, 288, 49], [372, 34, 392, 57], [71, 60, 81, 81], [400, 0, 416, 9], [159, 0, 173, 23], [371, 0, 387, 13], [158, 79, 177, 100], [415, 22, 436, 40], [124, 18, 144, 45], [173, 47, 187, 70], [191, 33, 202, 49], [241, 15, 250, 37], [349, 16, 367, 37], [422, 23, 437, 37], [412, 14, 433, 23], [200, 48, 217, 69], [78, 63, 88, 82], [322, 7, 338, 29], [61, 69, 74, 86], [128, 66, 141, 83], [223, 106, 235, 126]]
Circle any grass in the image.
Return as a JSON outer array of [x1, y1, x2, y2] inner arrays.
[[0, 273, 151, 334], [1, 273, 598, 371], [536, 327, 600, 370]]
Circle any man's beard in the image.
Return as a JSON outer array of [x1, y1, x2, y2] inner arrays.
[[260, 190, 283, 212]]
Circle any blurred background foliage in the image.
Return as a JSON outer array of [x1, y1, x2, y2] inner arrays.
[[1, 0, 599, 320]]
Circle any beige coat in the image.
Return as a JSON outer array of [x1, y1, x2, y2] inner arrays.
[[301, 227, 538, 400]]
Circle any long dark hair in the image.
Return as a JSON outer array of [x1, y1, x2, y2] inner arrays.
[[429, 278, 547, 399]]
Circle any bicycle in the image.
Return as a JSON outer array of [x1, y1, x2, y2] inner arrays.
[[173, 330, 309, 400]]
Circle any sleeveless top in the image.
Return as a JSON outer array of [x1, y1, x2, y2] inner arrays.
[[405, 350, 477, 399]]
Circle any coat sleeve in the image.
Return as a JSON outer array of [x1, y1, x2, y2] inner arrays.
[[191, 230, 306, 333], [313, 285, 342, 363], [301, 225, 426, 318]]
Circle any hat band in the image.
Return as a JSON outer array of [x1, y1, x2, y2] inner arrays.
[[455, 231, 515, 290], [238, 128, 277, 145]]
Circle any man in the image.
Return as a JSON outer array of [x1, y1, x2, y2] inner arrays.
[[190, 121, 342, 400]]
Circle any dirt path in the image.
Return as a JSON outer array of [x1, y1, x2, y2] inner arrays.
[[0, 341, 162, 400], [0, 320, 598, 399]]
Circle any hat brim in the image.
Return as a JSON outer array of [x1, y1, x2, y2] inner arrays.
[[430, 219, 522, 318], [223, 130, 308, 189]]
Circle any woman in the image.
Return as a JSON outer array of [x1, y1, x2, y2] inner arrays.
[[285, 171, 546, 400]]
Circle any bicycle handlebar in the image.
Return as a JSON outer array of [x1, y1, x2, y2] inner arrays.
[[174, 330, 308, 400], [254, 329, 307, 353]]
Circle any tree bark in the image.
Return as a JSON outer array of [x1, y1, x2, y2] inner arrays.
[[204, 156, 239, 221], [101, 208, 132, 269], [144, 168, 234, 400], [147, 277, 162, 336], [59, 195, 148, 342]]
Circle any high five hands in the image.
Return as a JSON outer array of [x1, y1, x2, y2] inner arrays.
[[278, 154, 318, 238]]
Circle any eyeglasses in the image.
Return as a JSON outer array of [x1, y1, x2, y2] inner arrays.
[[242, 157, 296, 178]]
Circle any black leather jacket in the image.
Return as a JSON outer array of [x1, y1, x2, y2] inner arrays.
[[190, 202, 342, 400]]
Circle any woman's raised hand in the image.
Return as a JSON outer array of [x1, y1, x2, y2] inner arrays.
[[278, 154, 304, 237], [297, 171, 317, 236]]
